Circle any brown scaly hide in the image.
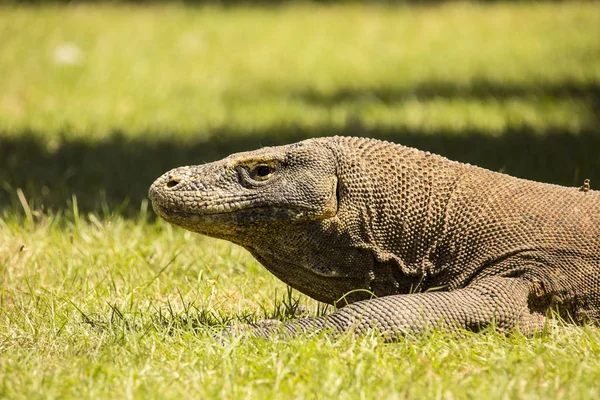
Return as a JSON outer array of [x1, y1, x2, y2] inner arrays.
[[149, 137, 600, 338]]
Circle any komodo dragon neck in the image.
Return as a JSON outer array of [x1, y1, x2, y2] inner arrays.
[[239, 138, 467, 304], [325, 137, 465, 276]]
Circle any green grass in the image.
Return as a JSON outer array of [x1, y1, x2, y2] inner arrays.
[[1, 1, 600, 399]]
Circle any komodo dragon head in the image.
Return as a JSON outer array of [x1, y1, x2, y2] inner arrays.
[[149, 140, 338, 240], [150, 139, 378, 304]]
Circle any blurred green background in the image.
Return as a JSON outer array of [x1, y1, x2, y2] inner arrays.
[[1, 1, 599, 216]]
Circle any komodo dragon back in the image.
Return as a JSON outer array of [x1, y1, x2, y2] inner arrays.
[[149, 136, 600, 339]]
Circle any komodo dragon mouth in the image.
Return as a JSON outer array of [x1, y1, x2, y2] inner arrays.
[[152, 201, 330, 223]]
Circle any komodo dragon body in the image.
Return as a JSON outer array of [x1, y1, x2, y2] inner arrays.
[[149, 136, 600, 338]]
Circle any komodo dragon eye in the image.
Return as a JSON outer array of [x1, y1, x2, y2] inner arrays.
[[249, 164, 275, 181]]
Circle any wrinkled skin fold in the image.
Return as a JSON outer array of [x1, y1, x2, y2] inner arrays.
[[149, 136, 600, 339]]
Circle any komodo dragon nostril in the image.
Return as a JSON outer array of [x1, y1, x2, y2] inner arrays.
[[166, 176, 182, 189]]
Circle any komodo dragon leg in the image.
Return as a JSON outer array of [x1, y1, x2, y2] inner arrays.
[[244, 277, 547, 340]]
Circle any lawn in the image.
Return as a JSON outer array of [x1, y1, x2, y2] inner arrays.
[[1, 1, 600, 399]]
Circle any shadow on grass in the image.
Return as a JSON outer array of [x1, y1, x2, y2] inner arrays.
[[2, 77, 599, 215], [1, 125, 599, 216], [294, 79, 600, 106]]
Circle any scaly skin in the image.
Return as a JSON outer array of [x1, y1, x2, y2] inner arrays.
[[149, 137, 600, 338]]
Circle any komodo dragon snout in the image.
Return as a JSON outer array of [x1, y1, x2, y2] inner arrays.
[[149, 136, 600, 340]]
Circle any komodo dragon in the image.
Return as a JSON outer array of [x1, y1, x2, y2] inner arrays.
[[149, 136, 600, 339]]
